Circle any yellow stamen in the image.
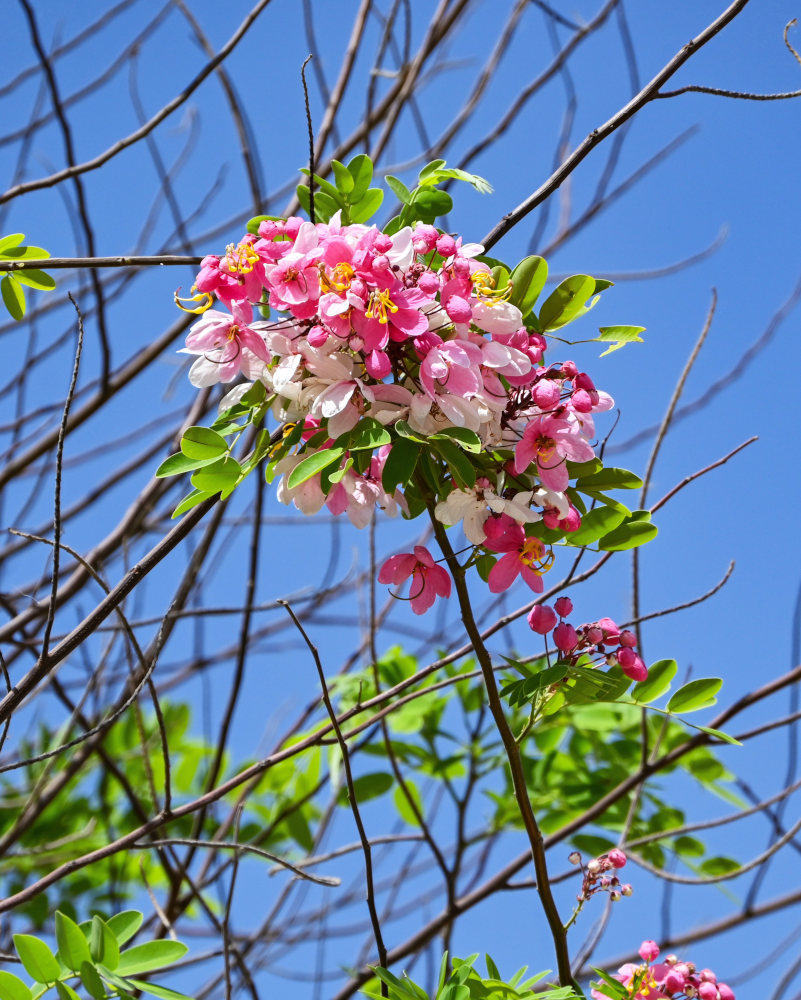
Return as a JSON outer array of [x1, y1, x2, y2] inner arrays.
[[174, 287, 213, 314], [471, 269, 513, 306], [319, 262, 356, 294], [224, 241, 260, 274], [519, 537, 554, 575], [365, 289, 399, 324]]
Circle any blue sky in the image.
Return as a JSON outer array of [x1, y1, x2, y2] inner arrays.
[[1, 1, 800, 997]]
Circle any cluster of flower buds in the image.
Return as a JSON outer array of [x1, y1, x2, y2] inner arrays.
[[528, 597, 647, 681], [592, 940, 734, 1000], [569, 847, 632, 904]]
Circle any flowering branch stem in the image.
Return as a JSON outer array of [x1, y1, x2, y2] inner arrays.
[[426, 504, 577, 992], [0, 256, 202, 270]]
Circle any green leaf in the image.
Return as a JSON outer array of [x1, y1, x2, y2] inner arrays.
[[631, 659, 677, 703], [418, 158, 447, 181], [331, 159, 355, 195], [393, 419, 426, 443], [432, 439, 476, 490], [575, 467, 642, 491], [429, 427, 482, 453], [674, 835, 706, 858], [0, 971, 33, 1000], [13, 936, 61, 984], [694, 725, 741, 746], [346, 417, 392, 451], [79, 962, 106, 1000], [1, 275, 25, 320], [180, 426, 227, 461], [245, 214, 283, 236], [190, 456, 241, 496], [393, 781, 424, 827], [0, 233, 24, 254], [128, 980, 194, 1000], [156, 451, 222, 477], [382, 438, 420, 494], [347, 154, 373, 201], [386, 175, 412, 204], [591, 969, 629, 1000], [598, 516, 658, 551], [596, 325, 645, 356], [9, 269, 55, 291], [55, 984, 81, 1000], [287, 447, 345, 489], [566, 506, 626, 547], [411, 188, 453, 222], [106, 912, 143, 947], [12, 245, 50, 260], [349, 188, 384, 224], [56, 912, 92, 972], [699, 855, 740, 876], [336, 772, 393, 806], [116, 941, 188, 976], [90, 916, 119, 970], [508, 256, 548, 314], [538, 275, 597, 332], [171, 489, 213, 518], [667, 678, 723, 714]]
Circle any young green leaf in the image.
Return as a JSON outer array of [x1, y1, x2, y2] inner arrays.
[[595, 325, 645, 357], [432, 438, 476, 490], [386, 175, 412, 204], [1, 275, 25, 320], [346, 417, 392, 451], [393, 781, 424, 827], [411, 188, 453, 222], [190, 456, 241, 495], [631, 659, 677, 703], [115, 941, 189, 976], [349, 188, 384, 224], [336, 772, 393, 806], [667, 678, 723, 714], [575, 467, 643, 491], [429, 427, 482, 453], [171, 488, 213, 518], [90, 916, 119, 970], [346, 154, 373, 200], [9, 268, 55, 291], [538, 275, 597, 332], [287, 447, 345, 489], [106, 912, 143, 947], [331, 159, 355, 195], [180, 426, 227, 461], [598, 517, 658, 551], [56, 912, 92, 972], [128, 980, 194, 1000], [0, 233, 25, 254], [565, 506, 626, 547], [508, 256, 548, 314], [79, 962, 106, 1000], [156, 451, 224, 477], [13, 936, 61, 984], [0, 971, 33, 1000]]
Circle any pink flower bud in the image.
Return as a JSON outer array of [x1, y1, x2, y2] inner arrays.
[[607, 848, 627, 869], [417, 271, 439, 295], [561, 359, 578, 378], [554, 596, 573, 618], [717, 984, 735, 1000], [587, 626, 604, 645], [665, 971, 686, 993], [534, 380, 561, 409], [553, 622, 578, 652], [698, 984, 717, 1000], [571, 388, 593, 412], [618, 651, 648, 682], [597, 617, 620, 643], [372, 254, 391, 271], [619, 629, 637, 648], [444, 295, 472, 324], [452, 258, 470, 278], [374, 233, 393, 253], [621, 883, 633, 896], [436, 234, 457, 257], [575, 371, 596, 391], [609, 890, 621, 902], [638, 941, 660, 963], [307, 324, 329, 347], [413, 238, 429, 254], [568, 851, 582, 865], [586, 859, 602, 874], [528, 604, 558, 634], [699, 970, 717, 984]]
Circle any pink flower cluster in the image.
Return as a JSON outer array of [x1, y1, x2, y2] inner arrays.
[[592, 941, 734, 1000], [569, 847, 632, 904], [528, 597, 648, 681], [179, 215, 611, 534]]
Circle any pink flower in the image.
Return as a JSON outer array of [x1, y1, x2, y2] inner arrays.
[[514, 415, 595, 491], [483, 515, 553, 594], [638, 941, 660, 963], [607, 848, 627, 869], [378, 546, 451, 615], [553, 622, 578, 652], [554, 596, 573, 618], [180, 302, 270, 387]]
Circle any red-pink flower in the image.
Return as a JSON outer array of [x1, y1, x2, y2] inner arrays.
[[514, 415, 595, 491], [483, 515, 553, 594], [378, 546, 451, 615]]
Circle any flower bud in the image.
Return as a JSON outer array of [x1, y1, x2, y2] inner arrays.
[[699, 970, 717, 984], [417, 271, 439, 295], [717, 984, 735, 1000], [587, 626, 604, 645], [534, 380, 561, 410], [619, 629, 637, 648], [609, 890, 621, 902], [586, 859, 602, 874], [444, 295, 472, 324], [553, 622, 579, 652], [575, 371, 596, 391], [571, 388, 593, 412], [621, 883, 633, 896], [554, 596, 573, 618], [568, 851, 582, 865], [607, 848, 627, 869], [374, 233, 393, 253], [638, 941, 659, 963], [561, 360, 578, 378], [436, 234, 458, 257], [665, 971, 686, 993], [528, 604, 558, 634]]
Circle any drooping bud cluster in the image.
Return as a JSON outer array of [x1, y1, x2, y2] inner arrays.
[[571, 848, 632, 906], [528, 598, 647, 681], [592, 940, 735, 1000]]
